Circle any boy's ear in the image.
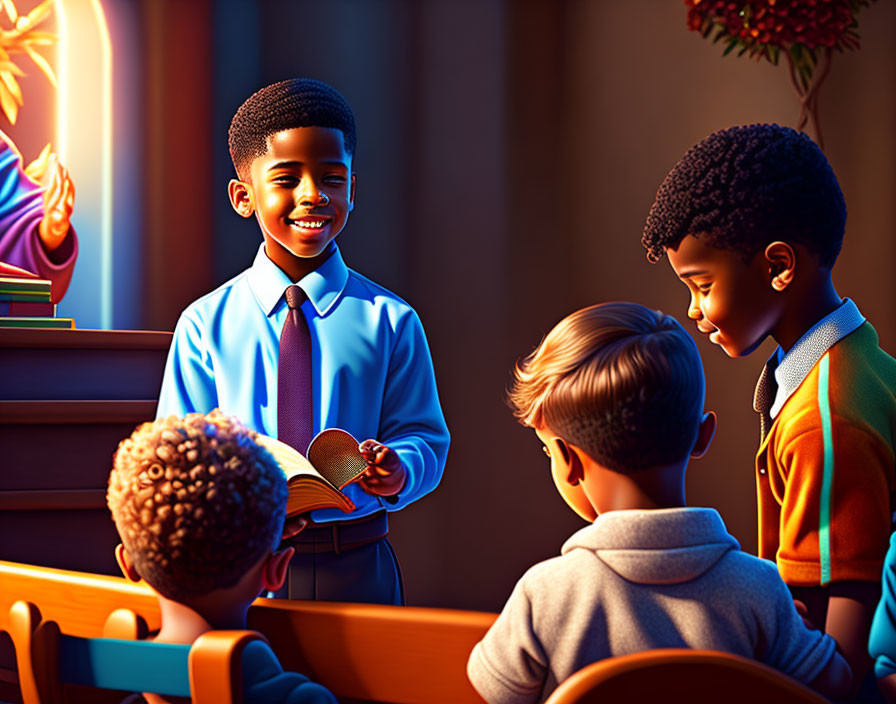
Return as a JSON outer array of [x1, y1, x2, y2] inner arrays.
[[262, 547, 294, 592], [348, 173, 356, 212], [690, 411, 717, 459], [556, 438, 586, 486], [114, 543, 141, 583], [764, 241, 796, 291], [228, 179, 255, 218]]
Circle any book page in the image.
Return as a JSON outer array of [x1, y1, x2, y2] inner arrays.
[[307, 428, 369, 489], [254, 433, 339, 491]]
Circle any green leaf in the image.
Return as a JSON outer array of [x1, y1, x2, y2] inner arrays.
[[19, 30, 56, 43], [2, 0, 17, 24], [24, 142, 52, 182], [0, 70, 22, 105], [24, 45, 55, 87], [0, 60, 24, 76], [0, 81, 18, 124], [15, 0, 52, 34]]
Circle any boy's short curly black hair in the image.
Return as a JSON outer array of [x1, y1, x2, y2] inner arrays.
[[228, 78, 356, 180], [642, 124, 846, 268]]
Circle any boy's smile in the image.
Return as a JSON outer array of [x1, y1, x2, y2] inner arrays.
[[666, 234, 781, 358], [235, 126, 355, 275]]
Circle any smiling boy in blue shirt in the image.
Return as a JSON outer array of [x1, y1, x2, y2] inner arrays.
[[157, 78, 450, 604]]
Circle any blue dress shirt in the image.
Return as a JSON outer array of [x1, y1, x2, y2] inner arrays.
[[157, 243, 450, 523]]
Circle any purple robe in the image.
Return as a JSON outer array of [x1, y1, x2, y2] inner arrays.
[[0, 131, 77, 303]]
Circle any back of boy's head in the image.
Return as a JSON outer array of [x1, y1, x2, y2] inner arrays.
[[228, 77, 356, 180], [642, 123, 846, 268], [107, 410, 287, 602], [509, 302, 705, 472]]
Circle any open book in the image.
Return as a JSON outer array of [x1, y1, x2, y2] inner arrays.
[[254, 429, 369, 518], [0, 261, 40, 279]]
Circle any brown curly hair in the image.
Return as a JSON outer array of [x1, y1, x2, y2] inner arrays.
[[107, 410, 287, 601], [508, 302, 705, 473]]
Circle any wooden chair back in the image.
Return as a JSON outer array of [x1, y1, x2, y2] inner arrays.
[[248, 597, 494, 703], [8, 600, 264, 704], [0, 560, 496, 704], [543, 648, 831, 704]]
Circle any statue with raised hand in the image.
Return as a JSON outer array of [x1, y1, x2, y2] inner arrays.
[[0, 0, 78, 303]]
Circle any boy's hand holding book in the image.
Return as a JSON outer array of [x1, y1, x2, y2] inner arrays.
[[281, 439, 406, 537], [357, 440, 406, 497], [253, 428, 406, 540]]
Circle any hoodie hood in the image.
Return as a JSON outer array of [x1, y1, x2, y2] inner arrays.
[[561, 508, 739, 585]]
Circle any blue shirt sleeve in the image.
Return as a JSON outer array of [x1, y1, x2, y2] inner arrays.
[[156, 310, 219, 418], [241, 640, 336, 704], [869, 532, 896, 679], [376, 308, 450, 510]]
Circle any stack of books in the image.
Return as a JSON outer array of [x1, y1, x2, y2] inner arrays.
[[0, 261, 74, 328]]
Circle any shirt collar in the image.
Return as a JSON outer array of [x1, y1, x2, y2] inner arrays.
[[769, 298, 865, 418], [246, 243, 350, 317]]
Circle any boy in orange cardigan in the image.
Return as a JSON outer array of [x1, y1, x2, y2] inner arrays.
[[642, 123, 896, 695]]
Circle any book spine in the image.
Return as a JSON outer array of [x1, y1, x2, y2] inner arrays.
[[0, 279, 53, 294], [0, 317, 74, 329], [0, 291, 53, 302], [0, 301, 56, 316]]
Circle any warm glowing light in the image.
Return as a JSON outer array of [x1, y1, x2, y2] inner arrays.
[[53, 0, 113, 329], [53, 0, 66, 157], [2, 561, 153, 594], [93, 0, 113, 330]]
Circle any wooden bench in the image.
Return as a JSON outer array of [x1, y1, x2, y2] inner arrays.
[[0, 560, 495, 703], [9, 600, 260, 704]]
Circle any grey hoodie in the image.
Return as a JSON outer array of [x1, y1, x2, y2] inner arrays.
[[467, 508, 836, 704]]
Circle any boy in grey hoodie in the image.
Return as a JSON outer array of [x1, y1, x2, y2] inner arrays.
[[466, 302, 850, 704]]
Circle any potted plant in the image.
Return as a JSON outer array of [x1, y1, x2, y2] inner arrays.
[[685, 0, 874, 149]]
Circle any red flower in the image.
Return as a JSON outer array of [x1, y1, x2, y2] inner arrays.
[[686, 0, 870, 54]]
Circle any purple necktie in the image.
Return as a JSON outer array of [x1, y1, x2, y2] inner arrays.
[[278, 285, 313, 455]]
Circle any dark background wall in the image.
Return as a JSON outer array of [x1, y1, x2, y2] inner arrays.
[[12, 0, 896, 612]]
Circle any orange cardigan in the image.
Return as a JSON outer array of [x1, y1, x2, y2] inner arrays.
[[757, 322, 896, 586]]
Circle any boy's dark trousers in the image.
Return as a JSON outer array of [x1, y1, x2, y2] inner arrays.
[[272, 511, 404, 605]]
